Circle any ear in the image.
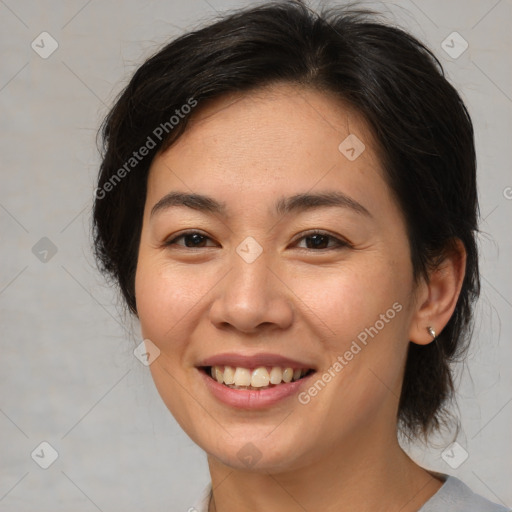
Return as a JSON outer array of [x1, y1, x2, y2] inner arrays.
[[408, 239, 467, 345]]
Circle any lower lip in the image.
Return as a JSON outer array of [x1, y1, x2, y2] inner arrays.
[[198, 369, 315, 409]]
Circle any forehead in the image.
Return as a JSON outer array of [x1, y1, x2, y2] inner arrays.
[[174, 83, 379, 162], [146, 83, 391, 216]]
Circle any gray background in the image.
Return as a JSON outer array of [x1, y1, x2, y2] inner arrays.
[[0, 0, 510, 510]]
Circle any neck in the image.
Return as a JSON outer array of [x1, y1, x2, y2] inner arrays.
[[206, 428, 443, 512]]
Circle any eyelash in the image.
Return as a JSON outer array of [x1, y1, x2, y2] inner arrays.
[[163, 229, 352, 251]]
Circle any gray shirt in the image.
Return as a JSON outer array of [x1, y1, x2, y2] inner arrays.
[[418, 475, 510, 511], [191, 475, 510, 511]]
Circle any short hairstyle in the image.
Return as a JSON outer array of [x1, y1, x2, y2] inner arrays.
[[93, 0, 480, 439]]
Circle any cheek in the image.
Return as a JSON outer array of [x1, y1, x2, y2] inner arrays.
[[134, 256, 207, 434], [135, 255, 212, 343], [135, 263, 179, 341], [291, 259, 411, 412], [291, 257, 408, 343]]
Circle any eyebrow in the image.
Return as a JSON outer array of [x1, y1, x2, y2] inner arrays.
[[150, 190, 371, 218]]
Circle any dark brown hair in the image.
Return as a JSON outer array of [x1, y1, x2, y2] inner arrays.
[[93, 0, 480, 438]]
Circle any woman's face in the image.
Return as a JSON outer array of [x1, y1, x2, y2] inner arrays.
[[135, 84, 421, 472]]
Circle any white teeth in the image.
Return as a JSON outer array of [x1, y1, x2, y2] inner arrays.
[[282, 368, 293, 383], [251, 367, 270, 387], [223, 365, 235, 384], [269, 367, 283, 384], [209, 365, 310, 388], [215, 367, 223, 384], [233, 367, 251, 386]]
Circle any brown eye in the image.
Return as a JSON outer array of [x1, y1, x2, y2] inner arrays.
[[295, 231, 350, 250], [165, 231, 216, 248], [304, 234, 331, 249]]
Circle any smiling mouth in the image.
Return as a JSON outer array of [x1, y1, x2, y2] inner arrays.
[[200, 365, 315, 390]]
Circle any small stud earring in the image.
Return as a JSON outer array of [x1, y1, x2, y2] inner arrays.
[[427, 326, 436, 339]]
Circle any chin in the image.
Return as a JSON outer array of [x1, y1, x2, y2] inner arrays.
[[201, 429, 312, 474]]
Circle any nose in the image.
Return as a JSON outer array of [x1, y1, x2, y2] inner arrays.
[[208, 252, 294, 334]]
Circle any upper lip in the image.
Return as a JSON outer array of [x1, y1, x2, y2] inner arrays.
[[197, 352, 316, 370]]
